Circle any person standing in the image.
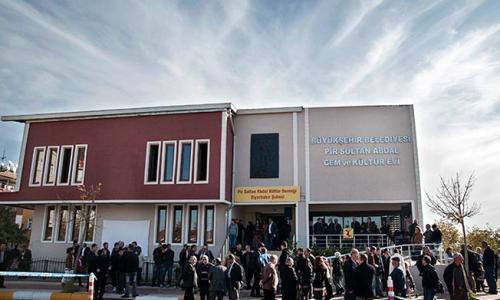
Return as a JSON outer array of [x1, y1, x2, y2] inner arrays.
[[421, 255, 440, 300], [408, 220, 419, 238], [181, 256, 198, 300], [245, 221, 255, 246], [151, 242, 165, 287], [389, 257, 406, 299], [281, 257, 298, 300], [241, 244, 255, 290], [86, 244, 99, 298], [343, 249, 359, 300], [261, 255, 278, 300], [229, 219, 239, 250], [278, 241, 291, 292], [197, 255, 213, 300], [430, 224, 442, 245], [208, 258, 227, 300], [295, 248, 313, 300], [331, 252, 344, 295], [423, 224, 433, 244], [312, 256, 331, 300], [110, 243, 120, 292], [313, 218, 325, 247], [122, 244, 139, 298], [265, 218, 278, 250], [351, 218, 362, 234], [482, 241, 498, 294], [226, 254, 244, 300], [198, 243, 215, 262], [164, 244, 175, 287], [95, 247, 109, 300], [19, 245, 32, 272], [443, 254, 471, 300], [352, 254, 375, 300]]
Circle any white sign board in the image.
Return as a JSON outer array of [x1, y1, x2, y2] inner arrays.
[[101, 220, 150, 254]]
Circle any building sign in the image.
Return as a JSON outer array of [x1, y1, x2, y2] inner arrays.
[[235, 186, 300, 203], [311, 135, 412, 168]]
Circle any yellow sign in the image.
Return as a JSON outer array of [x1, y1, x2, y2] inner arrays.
[[235, 186, 300, 203], [343, 227, 354, 239]]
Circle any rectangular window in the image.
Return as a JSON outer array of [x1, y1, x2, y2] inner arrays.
[[57, 206, 69, 242], [204, 206, 214, 244], [156, 206, 168, 243], [84, 205, 96, 242], [71, 206, 82, 242], [172, 206, 183, 243], [30, 147, 46, 186], [57, 146, 73, 185], [43, 206, 55, 241], [188, 206, 198, 243], [250, 133, 279, 178], [144, 142, 161, 184], [194, 140, 210, 183], [72, 145, 87, 185], [43, 146, 59, 186], [177, 141, 193, 183], [160, 141, 176, 183]]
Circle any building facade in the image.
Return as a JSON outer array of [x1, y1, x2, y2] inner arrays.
[[0, 103, 422, 258]]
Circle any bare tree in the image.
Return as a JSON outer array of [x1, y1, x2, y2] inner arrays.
[[75, 182, 102, 244], [426, 172, 480, 273]]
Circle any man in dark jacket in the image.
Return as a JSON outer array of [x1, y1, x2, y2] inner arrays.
[[241, 245, 255, 290], [282, 257, 299, 300], [389, 257, 406, 298], [343, 249, 359, 300], [265, 218, 278, 250], [95, 247, 110, 300], [295, 248, 313, 300], [443, 254, 470, 300], [151, 242, 165, 287], [416, 246, 437, 274], [182, 256, 198, 300], [122, 244, 139, 298], [85, 244, 99, 298], [19, 244, 32, 272], [482, 241, 498, 294], [164, 244, 175, 286], [209, 258, 227, 300], [196, 255, 213, 300], [110, 243, 120, 292], [226, 254, 244, 300], [353, 253, 375, 300], [421, 255, 441, 300], [430, 224, 442, 244]]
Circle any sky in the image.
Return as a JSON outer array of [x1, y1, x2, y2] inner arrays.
[[1, 0, 499, 227]]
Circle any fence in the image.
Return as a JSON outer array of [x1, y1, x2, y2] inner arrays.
[[309, 234, 391, 249]]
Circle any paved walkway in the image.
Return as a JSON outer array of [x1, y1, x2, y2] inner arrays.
[[4, 279, 500, 299]]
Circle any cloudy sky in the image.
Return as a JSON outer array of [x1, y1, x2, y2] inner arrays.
[[1, 0, 499, 227]]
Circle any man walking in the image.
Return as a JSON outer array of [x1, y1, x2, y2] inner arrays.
[[482, 241, 498, 294], [343, 249, 359, 300], [226, 254, 243, 300], [181, 256, 198, 300], [444, 254, 471, 300], [208, 258, 226, 300], [197, 255, 213, 300], [122, 244, 139, 298]]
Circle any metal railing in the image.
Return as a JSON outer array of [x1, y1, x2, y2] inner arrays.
[[310, 234, 390, 249]]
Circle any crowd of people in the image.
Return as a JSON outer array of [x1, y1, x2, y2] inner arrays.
[[228, 218, 292, 251], [0, 242, 32, 288]]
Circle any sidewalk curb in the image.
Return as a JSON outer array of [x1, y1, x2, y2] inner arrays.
[[0, 291, 87, 300]]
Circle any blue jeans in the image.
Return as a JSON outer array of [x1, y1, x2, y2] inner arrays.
[[229, 234, 237, 249], [124, 272, 137, 297], [485, 265, 497, 293], [164, 265, 173, 285], [152, 264, 165, 286], [424, 287, 436, 300]]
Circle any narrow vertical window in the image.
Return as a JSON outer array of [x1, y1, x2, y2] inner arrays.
[[188, 206, 199, 243], [57, 206, 69, 242], [250, 133, 279, 178], [72, 145, 87, 185], [144, 142, 161, 184], [43, 146, 59, 185], [194, 140, 210, 183], [84, 205, 96, 242], [57, 146, 73, 185], [71, 206, 82, 241], [156, 206, 168, 243], [43, 206, 55, 241], [30, 147, 46, 186], [204, 206, 214, 244], [160, 141, 176, 183], [177, 141, 193, 183], [172, 206, 183, 243]]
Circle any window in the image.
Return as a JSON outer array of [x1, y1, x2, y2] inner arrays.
[[84, 206, 97, 242], [177, 140, 193, 183], [43, 206, 55, 241], [144, 142, 161, 184], [250, 133, 279, 178], [43, 146, 59, 186], [172, 206, 183, 243], [156, 206, 168, 243], [57, 146, 73, 185], [204, 206, 214, 244], [194, 140, 210, 183], [72, 145, 87, 185], [71, 206, 83, 241], [188, 206, 199, 243], [56, 206, 69, 242], [160, 141, 176, 184], [30, 147, 46, 186]]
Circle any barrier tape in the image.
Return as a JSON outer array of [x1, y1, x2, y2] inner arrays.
[[0, 271, 88, 278]]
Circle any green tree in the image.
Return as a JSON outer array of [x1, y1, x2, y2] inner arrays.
[[436, 221, 461, 251], [466, 226, 500, 251], [0, 205, 28, 245]]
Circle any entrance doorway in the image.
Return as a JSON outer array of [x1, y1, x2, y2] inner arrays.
[[256, 212, 292, 250]]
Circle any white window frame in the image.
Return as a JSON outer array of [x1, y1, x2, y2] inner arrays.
[[55, 205, 70, 243], [160, 141, 177, 184], [186, 204, 201, 244], [42, 146, 59, 186], [194, 139, 210, 184], [144, 141, 161, 185], [71, 144, 88, 186], [153, 204, 169, 245], [176, 140, 194, 184], [29, 146, 46, 187], [57, 145, 74, 186], [201, 204, 216, 246], [41, 205, 56, 243], [170, 205, 185, 245]]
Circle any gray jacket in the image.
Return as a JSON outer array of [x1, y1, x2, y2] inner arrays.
[[209, 264, 227, 292]]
